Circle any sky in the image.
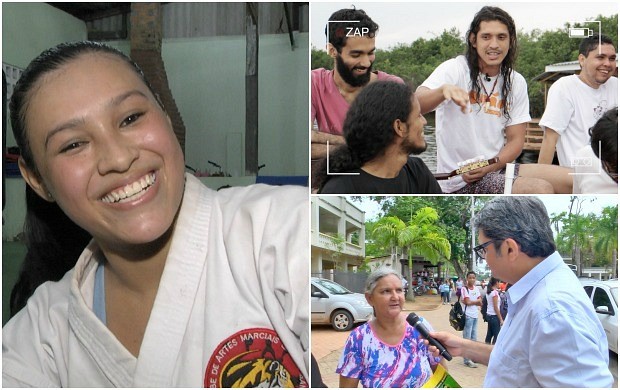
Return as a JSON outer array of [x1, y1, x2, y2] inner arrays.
[[311, 1, 618, 50]]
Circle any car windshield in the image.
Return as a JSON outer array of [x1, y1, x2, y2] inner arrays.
[[315, 279, 352, 295], [611, 287, 618, 306]]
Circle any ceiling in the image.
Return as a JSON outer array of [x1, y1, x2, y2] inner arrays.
[[47, 3, 131, 22]]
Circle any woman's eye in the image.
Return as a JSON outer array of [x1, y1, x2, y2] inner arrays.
[[121, 112, 144, 127], [59, 141, 85, 153]]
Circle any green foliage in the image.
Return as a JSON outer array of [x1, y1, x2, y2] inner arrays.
[[311, 45, 332, 70], [593, 206, 618, 267], [311, 14, 618, 117], [551, 202, 618, 270]]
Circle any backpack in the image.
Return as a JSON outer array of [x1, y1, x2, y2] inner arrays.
[[449, 296, 466, 331], [481, 294, 488, 322]]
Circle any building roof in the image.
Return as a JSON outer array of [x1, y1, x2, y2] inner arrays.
[[533, 59, 619, 82]]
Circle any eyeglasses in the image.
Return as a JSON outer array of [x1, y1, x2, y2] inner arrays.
[[474, 240, 495, 260]]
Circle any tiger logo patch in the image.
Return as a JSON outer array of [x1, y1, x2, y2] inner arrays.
[[204, 328, 307, 388]]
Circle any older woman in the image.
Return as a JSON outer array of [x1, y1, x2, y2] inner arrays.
[[336, 267, 443, 387]]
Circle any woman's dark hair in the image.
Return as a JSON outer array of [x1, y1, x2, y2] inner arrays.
[[313, 81, 413, 190], [590, 107, 618, 175], [8, 41, 158, 316], [486, 277, 499, 294], [465, 6, 517, 122], [10, 186, 91, 316]]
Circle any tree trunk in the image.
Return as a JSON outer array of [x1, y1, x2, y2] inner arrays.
[[407, 251, 415, 302]]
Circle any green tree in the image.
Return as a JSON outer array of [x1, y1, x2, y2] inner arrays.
[[311, 13, 617, 117], [368, 196, 490, 281], [370, 206, 451, 301], [398, 207, 451, 300], [311, 45, 332, 70], [372, 215, 407, 267], [593, 206, 618, 277]]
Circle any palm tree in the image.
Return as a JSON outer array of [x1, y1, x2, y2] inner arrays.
[[398, 207, 451, 300], [372, 215, 407, 275], [593, 206, 618, 277]]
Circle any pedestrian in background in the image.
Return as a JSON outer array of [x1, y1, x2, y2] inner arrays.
[[448, 279, 455, 302], [439, 280, 450, 304], [461, 271, 482, 368], [484, 277, 503, 344]]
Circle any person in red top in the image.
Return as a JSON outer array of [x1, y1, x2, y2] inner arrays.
[[310, 7, 403, 189]]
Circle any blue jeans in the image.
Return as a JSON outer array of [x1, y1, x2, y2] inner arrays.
[[485, 315, 501, 344], [463, 316, 478, 364], [441, 292, 449, 303]]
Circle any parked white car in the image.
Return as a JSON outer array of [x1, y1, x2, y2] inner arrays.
[[580, 278, 618, 354], [311, 277, 373, 331]]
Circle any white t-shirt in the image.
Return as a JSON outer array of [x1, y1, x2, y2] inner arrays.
[[461, 286, 481, 318], [419, 55, 531, 193], [539, 75, 618, 167], [572, 144, 618, 194], [486, 290, 500, 317]]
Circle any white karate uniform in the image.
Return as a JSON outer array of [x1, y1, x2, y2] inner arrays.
[[2, 174, 309, 387]]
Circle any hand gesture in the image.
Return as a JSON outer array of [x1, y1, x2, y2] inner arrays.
[[441, 84, 469, 113]]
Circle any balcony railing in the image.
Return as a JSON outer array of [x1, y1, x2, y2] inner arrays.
[[314, 232, 363, 257]]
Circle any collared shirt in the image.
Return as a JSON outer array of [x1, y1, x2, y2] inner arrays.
[[484, 251, 612, 387]]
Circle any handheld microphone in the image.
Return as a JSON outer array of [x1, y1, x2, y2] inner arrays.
[[406, 313, 452, 361], [484, 73, 491, 82]]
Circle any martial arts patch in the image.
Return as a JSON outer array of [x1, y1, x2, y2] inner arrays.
[[204, 328, 307, 388]]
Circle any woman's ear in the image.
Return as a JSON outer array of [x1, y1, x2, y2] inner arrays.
[[18, 158, 54, 202], [365, 292, 373, 306]]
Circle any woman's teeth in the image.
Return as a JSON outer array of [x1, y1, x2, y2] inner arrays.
[[101, 173, 155, 203]]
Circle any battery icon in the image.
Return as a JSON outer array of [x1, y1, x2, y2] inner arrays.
[[569, 28, 593, 38]]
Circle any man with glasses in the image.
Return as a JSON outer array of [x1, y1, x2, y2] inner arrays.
[[573, 107, 618, 193], [427, 197, 613, 387]]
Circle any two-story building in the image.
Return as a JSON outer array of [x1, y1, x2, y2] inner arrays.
[[311, 197, 365, 280]]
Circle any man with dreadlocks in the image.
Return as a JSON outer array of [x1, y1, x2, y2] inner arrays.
[[417, 6, 568, 194]]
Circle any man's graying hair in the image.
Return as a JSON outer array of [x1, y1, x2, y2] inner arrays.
[[474, 197, 556, 258], [365, 266, 402, 294]]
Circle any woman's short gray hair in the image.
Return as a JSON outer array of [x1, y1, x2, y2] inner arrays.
[[365, 266, 402, 294]]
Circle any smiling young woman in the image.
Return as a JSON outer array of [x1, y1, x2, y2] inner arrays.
[[3, 41, 309, 387]]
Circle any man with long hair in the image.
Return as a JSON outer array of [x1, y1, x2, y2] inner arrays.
[[311, 7, 403, 162], [417, 6, 568, 194], [315, 81, 441, 194]]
